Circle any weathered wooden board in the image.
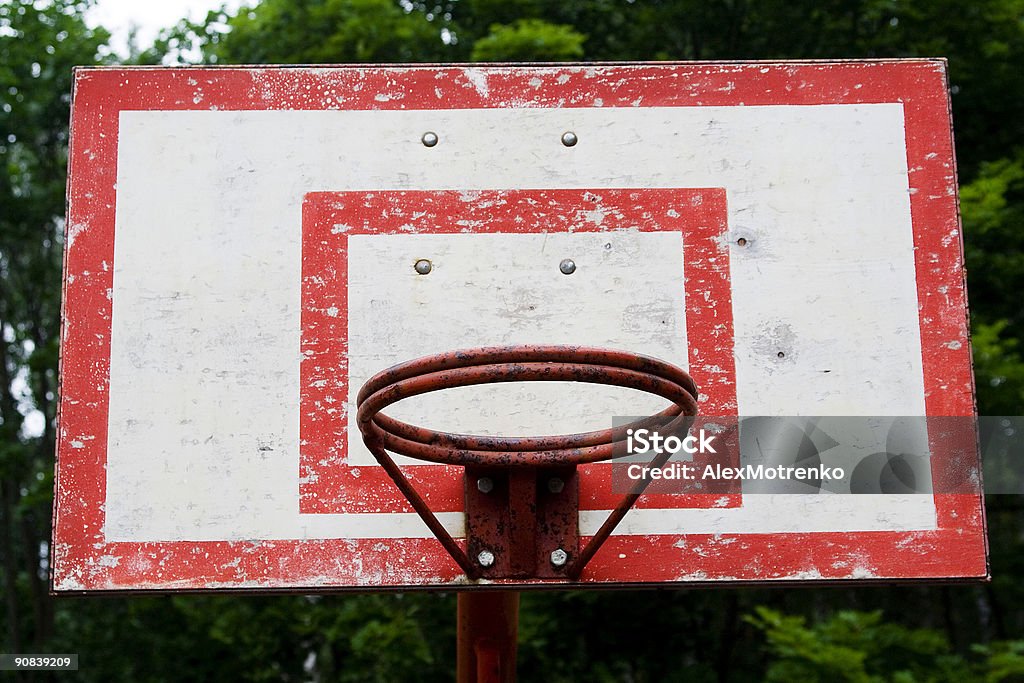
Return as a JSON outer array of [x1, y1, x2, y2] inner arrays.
[[53, 62, 986, 591]]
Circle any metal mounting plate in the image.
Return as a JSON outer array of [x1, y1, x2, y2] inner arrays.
[[464, 466, 579, 580]]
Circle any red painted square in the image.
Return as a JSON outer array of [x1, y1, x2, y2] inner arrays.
[[299, 188, 739, 515]]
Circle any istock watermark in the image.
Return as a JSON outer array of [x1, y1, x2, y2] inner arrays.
[[625, 427, 718, 456], [610, 415, 1024, 495]]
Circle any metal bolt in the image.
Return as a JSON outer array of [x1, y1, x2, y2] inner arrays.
[[561, 131, 578, 147], [736, 237, 748, 247], [547, 477, 564, 494], [421, 131, 439, 147], [559, 258, 576, 275], [477, 550, 495, 567], [476, 477, 494, 494], [414, 259, 432, 275], [550, 548, 568, 567]]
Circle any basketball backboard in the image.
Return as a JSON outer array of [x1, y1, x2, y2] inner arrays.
[[53, 61, 987, 591]]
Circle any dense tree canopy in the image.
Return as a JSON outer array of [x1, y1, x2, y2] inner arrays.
[[2, 0, 1024, 680], [1, 0, 108, 662]]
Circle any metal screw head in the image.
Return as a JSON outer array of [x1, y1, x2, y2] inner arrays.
[[421, 131, 439, 147], [476, 477, 494, 494], [550, 548, 568, 567], [414, 259, 432, 275], [547, 477, 564, 494], [559, 258, 576, 275], [477, 550, 495, 567], [561, 131, 578, 147]]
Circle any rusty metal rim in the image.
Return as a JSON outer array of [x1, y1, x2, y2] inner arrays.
[[373, 406, 685, 451], [357, 345, 697, 403], [356, 348, 699, 467]]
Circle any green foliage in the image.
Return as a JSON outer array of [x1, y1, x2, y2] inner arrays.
[[223, 0, 446, 63], [470, 19, 585, 61], [973, 640, 1024, 682], [0, 0, 108, 657], [46, 593, 456, 682], [962, 154, 1024, 324], [314, 593, 453, 682], [749, 607, 963, 682], [971, 321, 1024, 415], [148, 0, 449, 64], [960, 152, 1024, 414], [750, 607, 1024, 683], [512, 590, 761, 682]]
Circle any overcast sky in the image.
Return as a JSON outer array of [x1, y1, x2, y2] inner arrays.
[[84, 0, 244, 57]]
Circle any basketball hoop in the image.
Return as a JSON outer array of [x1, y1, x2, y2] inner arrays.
[[356, 345, 699, 580]]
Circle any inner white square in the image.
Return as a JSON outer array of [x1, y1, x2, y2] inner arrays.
[[346, 231, 687, 466]]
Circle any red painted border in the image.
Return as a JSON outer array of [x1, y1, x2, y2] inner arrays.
[[299, 189, 738, 515], [54, 62, 987, 591]]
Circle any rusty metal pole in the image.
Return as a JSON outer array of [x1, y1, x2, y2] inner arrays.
[[457, 591, 520, 683]]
